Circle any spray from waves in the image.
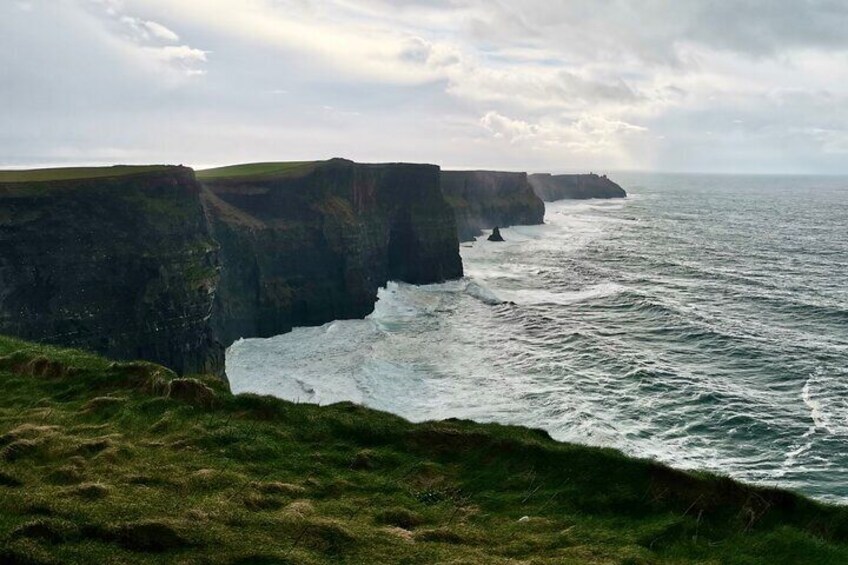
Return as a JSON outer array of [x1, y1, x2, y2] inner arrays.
[[801, 369, 848, 437], [228, 174, 848, 503]]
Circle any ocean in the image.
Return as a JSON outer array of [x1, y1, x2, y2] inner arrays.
[[226, 173, 848, 503]]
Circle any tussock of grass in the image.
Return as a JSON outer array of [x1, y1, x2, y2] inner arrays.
[[1, 335, 847, 563]]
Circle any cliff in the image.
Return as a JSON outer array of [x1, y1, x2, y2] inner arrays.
[[0, 166, 223, 376], [529, 173, 627, 201], [199, 159, 463, 346], [441, 170, 545, 241], [0, 160, 463, 376]]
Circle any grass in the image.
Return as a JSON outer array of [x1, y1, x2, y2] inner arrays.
[[196, 162, 317, 181], [0, 166, 173, 184], [1, 336, 847, 564]]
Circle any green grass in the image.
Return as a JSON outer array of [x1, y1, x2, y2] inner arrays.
[[197, 162, 317, 181], [0, 166, 173, 184], [1, 336, 847, 564]]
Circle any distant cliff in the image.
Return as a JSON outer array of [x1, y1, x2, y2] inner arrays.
[[441, 170, 545, 241], [529, 173, 626, 201], [200, 159, 462, 345], [0, 160, 463, 376], [0, 166, 224, 376]]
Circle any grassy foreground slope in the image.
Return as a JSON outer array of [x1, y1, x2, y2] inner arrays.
[[1, 337, 847, 564]]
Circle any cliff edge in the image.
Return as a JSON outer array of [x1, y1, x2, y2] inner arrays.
[[441, 170, 545, 242], [529, 173, 627, 201]]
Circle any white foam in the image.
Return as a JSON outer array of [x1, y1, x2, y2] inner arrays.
[[498, 282, 628, 306]]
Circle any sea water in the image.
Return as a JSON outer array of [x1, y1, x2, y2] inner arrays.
[[227, 173, 848, 503]]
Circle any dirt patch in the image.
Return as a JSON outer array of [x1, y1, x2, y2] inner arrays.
[[1, 439, 45, 462], [68, 482, 110, 500], [258, 482, 306, 496], [167, 378, 217, 408]]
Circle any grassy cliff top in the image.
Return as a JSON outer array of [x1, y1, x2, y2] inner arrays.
[[196, 162, 317, 181], [1, 336, 846, 564], [0, 165, 175, 184]]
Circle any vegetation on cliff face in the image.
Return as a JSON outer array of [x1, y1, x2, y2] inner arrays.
[[1, 336, 847, 564]]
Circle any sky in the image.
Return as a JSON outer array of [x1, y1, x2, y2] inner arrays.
[[2, 0, 848, 174]]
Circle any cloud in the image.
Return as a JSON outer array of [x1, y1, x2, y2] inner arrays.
[[480, 111, 648, 153], [85, 0, 206, 77], [120, 16, 180, 42], [3, 0, 848, 173], [143, 45, 207, 64]]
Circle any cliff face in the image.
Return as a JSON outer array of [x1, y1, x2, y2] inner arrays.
[[528, 173, 627, 201], [201, 159, 463, 346], [0, 159, 463, 376], [441, 171, 545, 241], [0, 167, 224, 376]]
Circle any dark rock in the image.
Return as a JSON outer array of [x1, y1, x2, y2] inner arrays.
[[528, 173, 626, 201], [167, 378, 217, 408], [113, 520, 190, 552], [441, 170, 544, 242], [487, 227, 505, 242]]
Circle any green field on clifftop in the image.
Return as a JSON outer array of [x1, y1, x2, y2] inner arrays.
[[197, 161, 316, 181], [1, 336, 847, 564], [0, 166, 173, 184]]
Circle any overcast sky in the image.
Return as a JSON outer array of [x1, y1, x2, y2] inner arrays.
[[2, 0, 848, 173]]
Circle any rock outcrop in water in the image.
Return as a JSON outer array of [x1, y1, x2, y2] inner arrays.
[[528, 173, 626, 201], [0, 160, 463, 376], [0, 166, 224, 376], [201, 158, 463, 345], [488, 227, 505, 242], [441, 170, 545, 241]]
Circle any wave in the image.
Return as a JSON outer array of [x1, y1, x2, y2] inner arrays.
[[463, 281, 505, 306], [498, 282, 628, 306]]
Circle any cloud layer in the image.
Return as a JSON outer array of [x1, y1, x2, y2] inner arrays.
[[2, 0, 848, 173]]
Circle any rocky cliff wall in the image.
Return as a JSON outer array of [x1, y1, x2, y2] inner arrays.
[[202, 159, 463, 346], [441, 170, 545, 241], [528, 173, 627, 201], [0, 167, 224, 375], [0, 159, 463, 376]]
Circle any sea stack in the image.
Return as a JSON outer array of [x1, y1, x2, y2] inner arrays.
[[488, 227, 505, 242]]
